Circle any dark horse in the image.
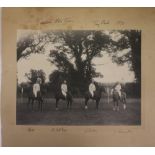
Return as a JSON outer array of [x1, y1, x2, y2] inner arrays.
[[112, 89, 127, 111], [55, 91, 73, 110], [27, 86, 44, 112], [84, 88, 105, 110]]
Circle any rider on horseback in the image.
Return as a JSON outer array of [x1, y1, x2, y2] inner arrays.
[[61, 80, 68, 98], [55, 80, 72, 110], [33, 77, 42, 98], [89, 80, 96, 98], [114, 82, 122, 98], [112, 82, 127, 110]]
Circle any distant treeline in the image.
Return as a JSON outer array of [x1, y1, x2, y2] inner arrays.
[[17, 82, 141, 98]]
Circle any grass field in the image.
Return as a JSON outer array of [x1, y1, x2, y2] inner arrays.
[[16, 97, 141, 125]]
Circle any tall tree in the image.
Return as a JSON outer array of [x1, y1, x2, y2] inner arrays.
[[109, 30, 141, 83], [49, 30, 110, 92]]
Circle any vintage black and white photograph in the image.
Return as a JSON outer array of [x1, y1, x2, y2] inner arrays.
[[16, 30, 141, 125]]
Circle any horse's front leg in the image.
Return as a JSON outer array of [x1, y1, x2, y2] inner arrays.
[[38, 98, 40, 110], [116, 100, 119, 111], [69, 98, 72, 109], [113, 101, 116, 111], [85, 98, 89, 109], [31, 99, 34, 111], [56, 98, 59, 110], [40, 98, 43, 112], [67, 99, 69, 109], [96, 99, 100, 110], [27, 97, 31, 110], [122, 97, 127, 110], [37, 98, 43, 112]]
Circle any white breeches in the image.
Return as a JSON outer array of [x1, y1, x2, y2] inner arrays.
[[62, 91, 67, 97], [118, 90, 121, 97], [33, 90, 38, 98], [90, 90, 94, 97]]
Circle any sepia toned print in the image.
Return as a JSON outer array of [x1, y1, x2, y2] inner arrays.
[[16, 30, 141, 125]]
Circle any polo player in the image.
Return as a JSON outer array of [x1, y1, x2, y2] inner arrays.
[[61, 80, 68, 98], [114, 82, 122, 98], [89, 80, 96, 98], [33, 78, 41, 98]]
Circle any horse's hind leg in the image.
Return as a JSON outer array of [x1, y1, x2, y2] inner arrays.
[[38, 100, 43, 112], [123, 102, 126, 110], [37, 97, 43, 112], [85, 98, 89, 109], [116, 101, 119, 111], [27, 97, 31, 110], [40, 98, 43, 112], [56, 98, 59, 110], [123, 98, 127, 110], [96, 99, 100, 110], [113, 101, 116, 111], [38, 99, 40, 110], [31, 99, 34, 111], [69, 99, 72, 109], [67, 100, 69, 109]]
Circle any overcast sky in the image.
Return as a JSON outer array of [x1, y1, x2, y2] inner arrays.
[[17, 52, 135, 84]]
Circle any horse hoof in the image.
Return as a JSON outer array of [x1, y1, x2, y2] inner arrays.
[[85, 106, 88, 110]]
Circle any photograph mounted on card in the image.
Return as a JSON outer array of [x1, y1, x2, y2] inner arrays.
[[2, 8, 154, 146]]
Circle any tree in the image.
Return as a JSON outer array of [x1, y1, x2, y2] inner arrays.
[[49, 70, 67, 91], [49, 30, 111, 93], [25, 69, 46, 84], [17, 31, 57, 61], [109, 30, 141, 83]]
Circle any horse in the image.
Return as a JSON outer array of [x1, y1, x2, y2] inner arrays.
[[27, 86, 44, 112], [84, 87, 105, 110], [112, 89, 127, 111], [55, 91, 73, 110]]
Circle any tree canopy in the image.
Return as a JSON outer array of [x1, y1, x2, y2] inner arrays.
[[25, 69, 46, 84], [17, 30, 141, 94]]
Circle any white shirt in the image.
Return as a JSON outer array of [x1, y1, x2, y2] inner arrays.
[[89, 83, 96, 92], [114, 83, 121, 97], [61, 83, 67, 97], [33, 83, 40, 97], [61, 84, 67, 92], [115, 84, 121, 92]]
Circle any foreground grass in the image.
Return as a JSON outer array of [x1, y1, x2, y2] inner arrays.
[[16, 97, 141, 125]]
